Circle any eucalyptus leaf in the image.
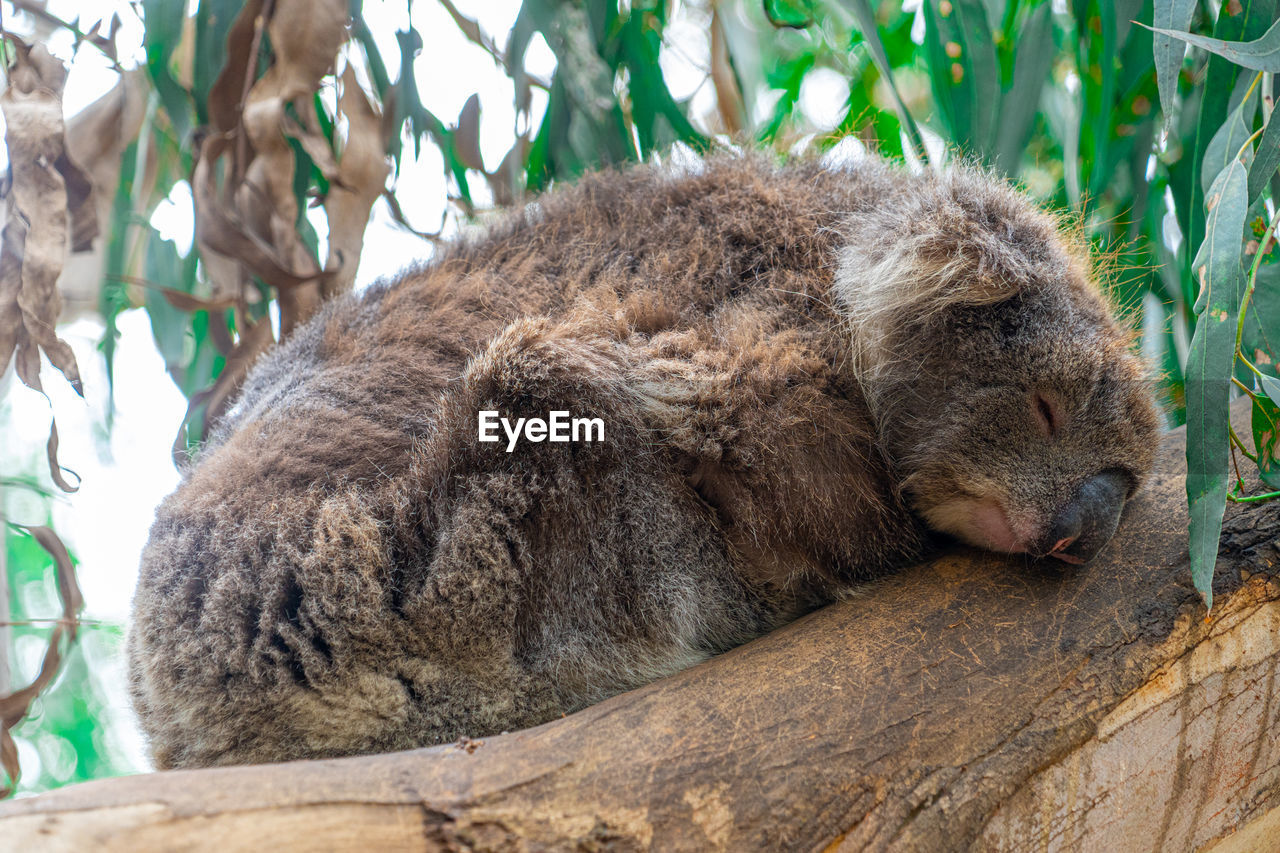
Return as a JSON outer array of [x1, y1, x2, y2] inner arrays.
[[1186, 158, 1250, 610], [142, 0, 192, 142], [993, 2, 1054, 176], [1150, 18, 1280, 73], [1261, 373, 1280, 407], [1153, 0, 1196, 127], [1201, 75, 1259, 195], [1249, 107, 1280, 202], [1242, 261, 1280, 376], [953, 0, 999, 156], [843, 0, 928, 164]]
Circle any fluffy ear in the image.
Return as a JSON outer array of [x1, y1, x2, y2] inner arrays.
[[834, 164, 1076, 366]]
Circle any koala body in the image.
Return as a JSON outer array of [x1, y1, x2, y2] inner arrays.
[[128, 154, 1158, 768]]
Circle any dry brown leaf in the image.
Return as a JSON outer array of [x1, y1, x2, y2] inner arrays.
[[192, 134, 320, 291], [0, 41, 89, 397], [194, 0, 347, 331], [206, 0, 265, 135], [0, 624, 66, 798], [0, 40, 103, 494], [24, 524, 84, 634], [321, 65, 390, 298], [44, 420, 80, 493], [486, 136, 530, 208], [454, 93, 484, 172]]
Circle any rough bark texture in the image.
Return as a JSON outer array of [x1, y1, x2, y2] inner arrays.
[[1, 404, 1277, 852]]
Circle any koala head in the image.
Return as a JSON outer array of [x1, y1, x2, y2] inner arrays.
[[836, 164, 1159, 565]]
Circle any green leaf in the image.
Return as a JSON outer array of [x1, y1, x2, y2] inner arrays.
[[1186, 158, 1250, 610], [142, 0, 193, 143], [954, 0, 1000, 156], [1152, 0, 1196, 127], [142, 231, 190, 374], [1242, 257, 1280, 377], [193, 0, 243, 125], [1179, 0, 1278, 315], [844, 0, 928, 163], [1150, 17, 1280, 72], [1261, 373, 1280, 407], [1249, 109, 1280, 202], [1201, 74, 1259, 195], [993, 2, 1055, 176]]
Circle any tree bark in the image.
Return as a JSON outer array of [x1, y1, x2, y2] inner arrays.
[[1, 403, 1278, 852]]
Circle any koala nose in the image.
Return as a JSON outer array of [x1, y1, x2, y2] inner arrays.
[[1041, 470, 1129, 565]]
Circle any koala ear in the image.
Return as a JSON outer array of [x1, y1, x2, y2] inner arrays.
[[834, 164, 1071, 366]]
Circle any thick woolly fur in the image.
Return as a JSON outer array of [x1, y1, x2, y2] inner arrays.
[[128, 152, 1159, 768]]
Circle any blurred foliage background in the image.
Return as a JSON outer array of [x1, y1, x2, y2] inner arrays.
[[2, 0, 1278, 796]]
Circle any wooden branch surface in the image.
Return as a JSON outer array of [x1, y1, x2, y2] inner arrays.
[[2, 402, 1278, 852]]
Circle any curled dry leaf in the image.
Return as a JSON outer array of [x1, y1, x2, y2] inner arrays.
[[194, 0, 347, 331], [0, 524, 83, 797], [0, 625, 66, 799], [192, 134, 321, 292], [206, 0, 265, 135], [0, 40, 100, 492], [23, 525, 84, 634], [44, 421, 81, 494]]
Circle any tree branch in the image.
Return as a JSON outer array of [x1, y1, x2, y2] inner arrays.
[[1, 401, 1277, 850]]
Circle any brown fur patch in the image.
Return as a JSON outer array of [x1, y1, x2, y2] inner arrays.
[[128, 152, 1158, 768]]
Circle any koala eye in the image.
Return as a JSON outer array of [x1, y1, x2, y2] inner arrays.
[[1032, 391, 1059, 438]]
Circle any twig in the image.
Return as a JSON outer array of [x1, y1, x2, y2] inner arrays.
[[436, 0, 549, 89], [0, 618, 102, 628], [381, 189, 444, 243]]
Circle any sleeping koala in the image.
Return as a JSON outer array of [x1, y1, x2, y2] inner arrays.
[[128, 153, 1158, 768]]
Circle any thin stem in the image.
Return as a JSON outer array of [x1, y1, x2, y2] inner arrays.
[[1236, 125, 1265, 163], [1229, 425, 1259, 465], [1227, 489, 1280, 503], [1231, 376, 1260, 402], [0, 618, 103, 628]]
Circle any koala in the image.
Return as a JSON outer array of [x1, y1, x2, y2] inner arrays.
[[127, 153, 1158, 769]]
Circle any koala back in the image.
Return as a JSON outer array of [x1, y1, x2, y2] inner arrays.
[[128, 152, 1156, 768]]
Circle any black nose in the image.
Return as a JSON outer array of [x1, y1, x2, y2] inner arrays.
[[1040, 470, 1129, 565]]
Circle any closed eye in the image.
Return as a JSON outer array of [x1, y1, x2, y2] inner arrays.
[[1033, 392, 1058, 438]]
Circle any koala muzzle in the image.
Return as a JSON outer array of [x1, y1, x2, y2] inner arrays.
[[1041, 470, 1129, 565]]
